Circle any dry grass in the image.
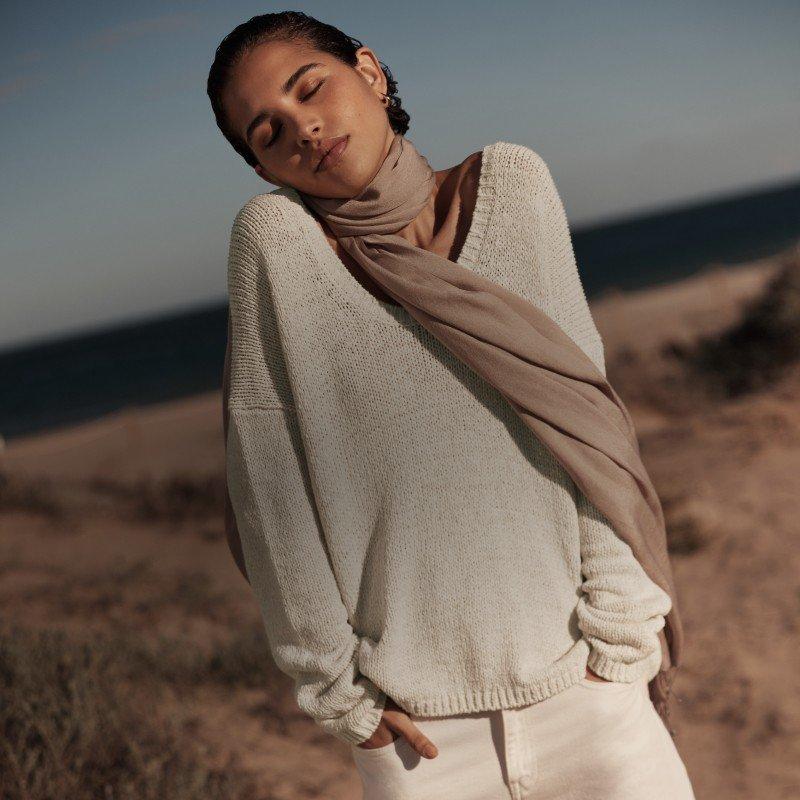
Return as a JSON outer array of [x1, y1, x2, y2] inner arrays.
[[0, 470, 228, 529], [18, 557, 238, 626], [90, 473, 228, 523], [0, 471, 69, 521], [674, 245, 800, 397], [0, 625, 262, 800]]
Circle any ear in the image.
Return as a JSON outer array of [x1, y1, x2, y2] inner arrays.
[[353, 46, 387, 100]]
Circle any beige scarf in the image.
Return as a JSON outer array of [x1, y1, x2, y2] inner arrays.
[[298, 133, 684, 735]]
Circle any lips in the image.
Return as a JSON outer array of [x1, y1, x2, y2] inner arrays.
[[316, 135, 348, 172]]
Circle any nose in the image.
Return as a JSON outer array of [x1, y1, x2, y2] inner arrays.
[[294, 115, 322, 148]]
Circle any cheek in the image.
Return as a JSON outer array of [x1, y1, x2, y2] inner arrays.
[[336, 80, 383, 125]]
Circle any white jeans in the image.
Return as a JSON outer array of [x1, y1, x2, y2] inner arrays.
[[350, 674, 696, 800]]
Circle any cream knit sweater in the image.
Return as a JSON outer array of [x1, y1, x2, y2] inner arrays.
[[224, 140, 673, 746]]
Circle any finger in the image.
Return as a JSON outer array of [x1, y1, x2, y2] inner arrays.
[[386, 715, 438, 759], [357, 720, 397, 749]]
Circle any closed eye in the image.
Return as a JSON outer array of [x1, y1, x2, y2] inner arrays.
[[264, 80, 325, 149]]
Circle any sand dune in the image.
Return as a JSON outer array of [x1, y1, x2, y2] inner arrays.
[[1, 244, 798, 799]]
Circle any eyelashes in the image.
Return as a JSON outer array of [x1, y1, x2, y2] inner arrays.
[[264, 79, 326, 149]]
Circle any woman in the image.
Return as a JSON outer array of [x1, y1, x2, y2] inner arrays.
[[207, 11, 696, 800]]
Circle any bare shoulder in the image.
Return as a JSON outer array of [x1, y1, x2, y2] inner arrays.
[[458, 149, 483, 210], [461, 149, 483, 181]]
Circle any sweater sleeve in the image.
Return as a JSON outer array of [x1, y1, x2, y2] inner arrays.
[[225, 202, 387, 744], [222, 313, 250, 585], [525, 148, 673, 682]]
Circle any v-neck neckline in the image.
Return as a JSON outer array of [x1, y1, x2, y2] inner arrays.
[[281, 140, 502, 321]]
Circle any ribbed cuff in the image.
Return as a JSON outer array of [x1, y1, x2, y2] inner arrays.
[[321, 677, 388, 746], [586, 643, 663, 683]]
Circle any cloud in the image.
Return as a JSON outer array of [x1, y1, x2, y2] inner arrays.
[[0, 12, 202, 103], [16, 49, 45, 66], [84, 12, 201, 51], [0, 73, 44, 104]]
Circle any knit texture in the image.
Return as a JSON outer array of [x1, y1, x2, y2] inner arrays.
[[224, 141, 673, 746]]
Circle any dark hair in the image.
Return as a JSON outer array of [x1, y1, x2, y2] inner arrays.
[[207, 11, 411, 169]]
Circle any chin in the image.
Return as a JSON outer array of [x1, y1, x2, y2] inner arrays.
[[304, 142, 383, 198], [319, 168, 370, 199], [345, 161, 385, 196]]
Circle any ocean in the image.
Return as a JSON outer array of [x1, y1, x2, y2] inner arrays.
[[2, 176, 798, 441]]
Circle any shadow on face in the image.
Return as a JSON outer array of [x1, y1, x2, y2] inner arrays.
[[221, 39, 397, 198]]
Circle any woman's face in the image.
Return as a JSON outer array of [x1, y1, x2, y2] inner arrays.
[[222, 40, 395, 198]]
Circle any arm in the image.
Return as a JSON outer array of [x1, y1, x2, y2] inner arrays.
[[525, 148, 672, 681], [225, 203, 387, 744], [574, 493, 672, 682], [222, 311, 250, 585]]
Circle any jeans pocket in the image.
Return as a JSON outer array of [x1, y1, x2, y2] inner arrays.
[[577, 674, 634, 691], [351, 734, 401, 758]]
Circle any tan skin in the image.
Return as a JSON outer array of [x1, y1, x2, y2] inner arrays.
[[221, 38, 611, 759]]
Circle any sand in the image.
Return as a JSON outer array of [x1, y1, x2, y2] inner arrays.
[[1, 248, 798, 799]]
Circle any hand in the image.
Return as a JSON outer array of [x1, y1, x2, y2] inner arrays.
[[585, 665, 613, 683], [356, 697, 439, 759]]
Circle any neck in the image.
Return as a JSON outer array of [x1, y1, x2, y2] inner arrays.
[[313, 154, 478, 256], [400, 153, 481, 257]]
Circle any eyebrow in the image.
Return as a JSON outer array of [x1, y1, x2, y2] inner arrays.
[[244, 61, 323, 146]]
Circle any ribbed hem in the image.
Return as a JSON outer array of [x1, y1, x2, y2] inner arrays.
[[331, 679, 388, 746], [456, 141, 502, 267], [325, 640, 664, 741], [390, 637, 592, 718], [586, 643, 663, 683]]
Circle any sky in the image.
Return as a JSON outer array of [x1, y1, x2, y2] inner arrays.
[[1, 0, 798, 351]]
